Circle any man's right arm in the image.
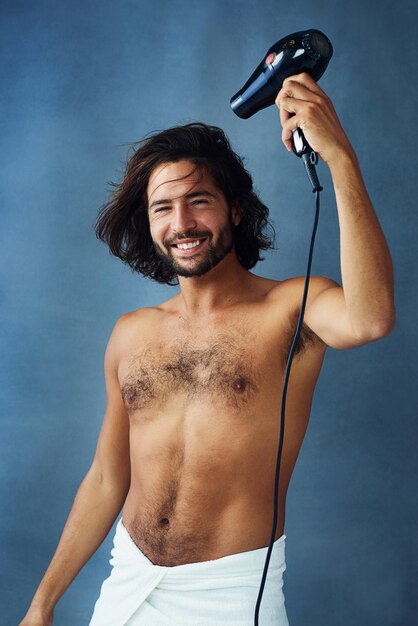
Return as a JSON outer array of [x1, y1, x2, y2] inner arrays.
[[19, 314, 132, 625]]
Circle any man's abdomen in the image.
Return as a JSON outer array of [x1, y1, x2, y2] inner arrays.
[[122, 398, 297, 567]]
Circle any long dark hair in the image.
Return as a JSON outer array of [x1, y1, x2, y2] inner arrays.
[[94, 122, 276, 286]]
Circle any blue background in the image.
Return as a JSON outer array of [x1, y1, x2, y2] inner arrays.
[[1, 1, 417, 624]]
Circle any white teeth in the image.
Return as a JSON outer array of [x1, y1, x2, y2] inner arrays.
[[177, 239, 201, 250]]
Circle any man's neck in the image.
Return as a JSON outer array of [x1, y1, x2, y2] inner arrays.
[[176, 255, 252, 319]]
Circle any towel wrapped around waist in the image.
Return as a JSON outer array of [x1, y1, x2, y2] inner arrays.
[[88, 517, 289, 626]]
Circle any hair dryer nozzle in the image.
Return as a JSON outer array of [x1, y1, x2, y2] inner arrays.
[[230, 29, 333, 119]]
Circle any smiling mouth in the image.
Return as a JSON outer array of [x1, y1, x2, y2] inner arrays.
[[171, 238, 208, 254]]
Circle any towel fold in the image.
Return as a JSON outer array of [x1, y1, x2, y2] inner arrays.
[[88, 517, 289, 626]]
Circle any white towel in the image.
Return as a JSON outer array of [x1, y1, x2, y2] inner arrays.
[[88, 517, 289, 626]]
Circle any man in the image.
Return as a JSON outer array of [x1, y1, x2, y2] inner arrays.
[[20, 73, 395, 626]]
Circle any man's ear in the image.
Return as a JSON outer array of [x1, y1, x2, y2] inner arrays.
[[231, 202, 242, 227]]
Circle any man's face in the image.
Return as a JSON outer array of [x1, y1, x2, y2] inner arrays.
[[147, 160, 241, 278]]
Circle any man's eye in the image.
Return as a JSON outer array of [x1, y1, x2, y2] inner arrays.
[[154, 200, 207, 213]]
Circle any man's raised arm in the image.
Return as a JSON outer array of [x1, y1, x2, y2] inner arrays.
[[275, 73, 395, 344]]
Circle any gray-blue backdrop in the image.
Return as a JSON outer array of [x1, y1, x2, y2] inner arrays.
[[1, 1, 417, 625]]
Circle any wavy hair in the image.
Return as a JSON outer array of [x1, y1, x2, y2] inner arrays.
[[94, 122, 276, 285]]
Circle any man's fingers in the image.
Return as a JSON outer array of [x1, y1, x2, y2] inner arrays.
[[282, 114, 301, 143], [278, 81, 325, 106], [277, 95, 310, 116], [274, 73, 331, 152], [283, 72, 326, 97], [278, 103, 290, 129], [275, 72, 328, 128], [275, 81, 324, 118]]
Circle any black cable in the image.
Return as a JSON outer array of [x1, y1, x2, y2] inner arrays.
[[254, 186, 321, 625]]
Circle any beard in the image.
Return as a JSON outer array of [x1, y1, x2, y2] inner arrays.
[[153, 212, 236, 279]]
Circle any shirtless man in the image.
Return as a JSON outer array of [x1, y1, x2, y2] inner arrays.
[[20, 73, 395, 626]]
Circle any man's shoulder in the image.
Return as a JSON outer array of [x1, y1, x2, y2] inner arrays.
[[115, 304, 163, 330], [120, 304, 160, 319], [106, 306, 162, 363]]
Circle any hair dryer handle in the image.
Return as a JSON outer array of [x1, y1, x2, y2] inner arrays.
[[291, 123, 313, 158], [288, 109, 314, 157], [289, 116, 323, 192]]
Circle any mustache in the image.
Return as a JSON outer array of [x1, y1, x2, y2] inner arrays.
[[167, 232, 211, 245]]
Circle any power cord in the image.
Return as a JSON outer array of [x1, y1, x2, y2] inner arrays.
[[254, 177, 322, 625]]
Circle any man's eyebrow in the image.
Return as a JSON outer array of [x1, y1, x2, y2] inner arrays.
[[148, 190, 216, 210]]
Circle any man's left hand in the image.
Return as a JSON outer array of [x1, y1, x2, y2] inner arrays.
[[275, 72, 355, 166]]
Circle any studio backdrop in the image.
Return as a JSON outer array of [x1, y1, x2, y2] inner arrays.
[[1, 1, 417, 625]]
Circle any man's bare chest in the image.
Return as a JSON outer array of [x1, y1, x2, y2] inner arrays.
[[118, 308, 322, 416]]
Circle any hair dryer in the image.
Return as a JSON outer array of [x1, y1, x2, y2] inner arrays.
[[230, 29, 333, 191]]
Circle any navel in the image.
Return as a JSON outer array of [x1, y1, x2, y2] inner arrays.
[[159, 517, 170, 528]]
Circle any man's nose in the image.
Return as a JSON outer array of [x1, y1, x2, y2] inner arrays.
[[171, 205, 197, 233]]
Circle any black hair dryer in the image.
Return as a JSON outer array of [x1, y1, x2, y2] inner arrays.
[[230, 29, 333, 191]]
